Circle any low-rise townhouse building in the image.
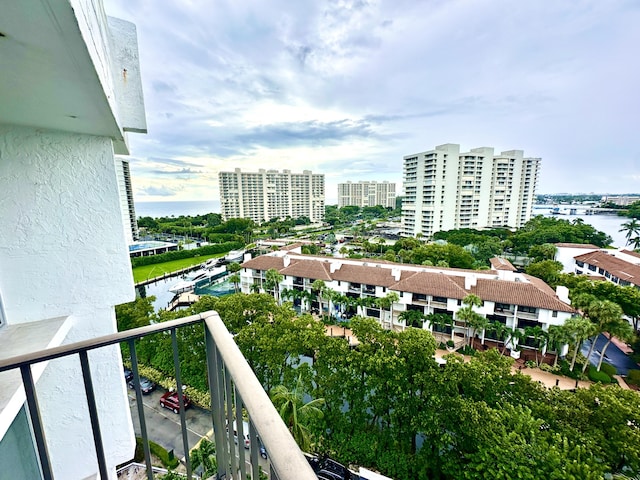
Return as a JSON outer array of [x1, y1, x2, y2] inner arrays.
[[240, 251, 574, 357]]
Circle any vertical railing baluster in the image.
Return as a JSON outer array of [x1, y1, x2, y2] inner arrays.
[[79, 351, 108, 480], [171, 328, 192, 478], [128, 339, 154, 480], [234, 388, 247, 480], [206, 330, 228, 479], [20, 365, 54, 480], [249, 420, 259, 480], [224, 364, 238, 477]]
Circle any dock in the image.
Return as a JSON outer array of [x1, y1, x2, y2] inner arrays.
[[168, 292, 200, 311]]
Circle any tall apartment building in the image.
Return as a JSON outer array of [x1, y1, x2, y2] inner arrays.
[[338, 181, 396, 208], [219, 168, 325, 223], [402, 144, 540, 237], [115, 159, 139, 243]]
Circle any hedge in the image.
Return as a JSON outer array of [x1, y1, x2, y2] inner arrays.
[[627, 369, 640, 387], [131, 241, 244, 268], [134, 437, 180, 469], [588, 366, 612, 383], [600, 362, 617, 378]]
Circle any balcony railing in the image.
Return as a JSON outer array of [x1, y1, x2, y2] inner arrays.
[[0, 312, 317, 480]]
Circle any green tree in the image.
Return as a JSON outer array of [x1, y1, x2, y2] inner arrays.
[[264, 268, 284, 304], [456, 294, 484, 347], [189, 438, 216, 479], [578, 298, 624, 374], [399, 309, 426, 329], [563, 315, 596, 372], [596, 317, 634, 371], [270, 373, 325, 452], [228, 273, 241, 293], [525, 260, 564, 285], [528, 243, 558, 262], [619, 218, 640, 247]]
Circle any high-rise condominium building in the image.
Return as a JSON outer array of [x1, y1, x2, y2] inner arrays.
[[115, 159, 139, 243], [219, 168, 325, 223], [402, 144, 540, 237], [338, 181, 396, 208]]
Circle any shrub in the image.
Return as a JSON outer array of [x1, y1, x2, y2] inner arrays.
[[600, 363, 617, 378], [538, 362, 553, 372], [626, 369, 640, 387], [588, 366, 612, 384], [525, 360, 537, 368], [134, 437, 179, 469], [438, 342, 447, 350], [446, 340, 455, 348]]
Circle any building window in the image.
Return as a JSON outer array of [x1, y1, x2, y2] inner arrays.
[[518, 306, 537, 314], [576, 261, 584, 268], [552, 311, 558, 317], [432, 296, 447, 303], [588, 264, 597, 272]]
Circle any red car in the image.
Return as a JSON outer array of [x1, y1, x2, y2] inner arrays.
[[159, 390, 192, 414]]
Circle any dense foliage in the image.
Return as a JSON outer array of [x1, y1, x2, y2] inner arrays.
[[117, 294, 640, 479]]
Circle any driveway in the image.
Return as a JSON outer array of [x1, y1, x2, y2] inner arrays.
[[582, 333, 639, 375]]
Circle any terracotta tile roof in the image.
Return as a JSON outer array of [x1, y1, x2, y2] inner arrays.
[[574, 250, 640, 286], [241, 256, 284, 271], [391, 271, 468, 299], [242, 253, 573, 312], [330, 263, 399, 287], [281, 258, 333, 281], [621, 249, 640, 260], [555, 243, 599, 249], [490, 257, 517, 271], [472, 278, 574, 313]]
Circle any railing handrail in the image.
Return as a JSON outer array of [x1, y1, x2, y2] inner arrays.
[[0, 314, 210, 373], [1, 311, 318, 479], [205, 316, 318, 479]]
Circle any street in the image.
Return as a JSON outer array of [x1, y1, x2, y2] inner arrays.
[[128, 388, 212, 461], [128, 387, 270, 472]]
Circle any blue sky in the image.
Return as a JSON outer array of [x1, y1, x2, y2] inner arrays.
[[106, 0, 640, 204]]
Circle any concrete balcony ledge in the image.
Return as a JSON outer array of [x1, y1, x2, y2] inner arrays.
[[0, 316, 72, 440]]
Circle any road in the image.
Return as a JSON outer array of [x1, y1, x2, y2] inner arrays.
[[128, 388, 212, 461], [128, 388, 270, 472]]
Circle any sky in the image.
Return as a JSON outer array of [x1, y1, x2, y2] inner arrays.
[[105, 0, 640, 205]]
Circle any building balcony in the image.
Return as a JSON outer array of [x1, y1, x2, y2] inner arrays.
[[0, 312, 315, 480]]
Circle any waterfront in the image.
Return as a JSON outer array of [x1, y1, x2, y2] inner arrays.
[[534, 207, 629, 248], [137, 275, 234, 311]]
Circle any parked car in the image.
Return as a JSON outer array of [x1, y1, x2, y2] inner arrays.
[[231, 420, 250, 449], [159, 390, 192, 414], [123, 368, 133, 383], [128, 376, 156, 395]]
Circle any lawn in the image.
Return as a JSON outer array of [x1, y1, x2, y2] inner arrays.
[[132, 253, 225, 284]]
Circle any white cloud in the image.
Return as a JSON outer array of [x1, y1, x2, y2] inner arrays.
[[106, 0, 640, 202]]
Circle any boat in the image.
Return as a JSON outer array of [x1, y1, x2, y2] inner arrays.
[[550, 206, 593, 215], [169, 265, 227, 293], [224, 249, 246, 262]]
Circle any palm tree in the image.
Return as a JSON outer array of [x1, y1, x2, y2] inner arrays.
[[580, 299, 624, 374], [467, 314, 490, 350], [250, 282, 260, 294], [311, 279, 326, 315], [189, 438, 216, 479], [597, 317, 634, 371], [456, 294, 484, 347], [547, 325, 571, 368], [488, 321, 510, 353], [619, 218, 640, 246], [399, 309, 426, 329], [563, 315, 595, 372], [376, 292, 400, 329], [264, 268, 284, 304], [270, 373, 324, 452], [524, 325, 548, 366], [228, 273, 241, 293]]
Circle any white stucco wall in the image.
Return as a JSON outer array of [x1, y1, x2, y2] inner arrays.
[[0, 124, 136, 478]]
